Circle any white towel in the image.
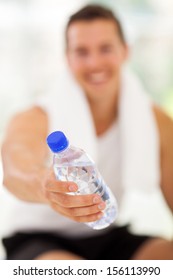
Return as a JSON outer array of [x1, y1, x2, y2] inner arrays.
[[37, 66, 160, 193], [119, 70, 160, 192]]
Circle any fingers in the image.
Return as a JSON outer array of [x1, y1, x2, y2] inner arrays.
[[51, 201, 105, 216], [43, 170, 78, 193], [48, 192, 103, 208], [46, 180, 78, 193], [50, 201, 105, 223], [42, 169, 106, 223], [49, 194, 106, 223]]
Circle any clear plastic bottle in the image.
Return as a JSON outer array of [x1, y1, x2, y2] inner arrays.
[[46, 131, 118, 230]]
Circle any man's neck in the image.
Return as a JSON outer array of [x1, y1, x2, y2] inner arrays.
[[88, 92, 119, 136]]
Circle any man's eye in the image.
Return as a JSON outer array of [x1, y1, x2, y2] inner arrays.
[[101, 46, 113, 53], [76, 50, 88, 57]]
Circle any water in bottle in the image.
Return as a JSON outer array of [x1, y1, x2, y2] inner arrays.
[[46, 131, 118, 230]]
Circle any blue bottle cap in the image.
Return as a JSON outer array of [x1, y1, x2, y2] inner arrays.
[[46, 131, 69, 153]]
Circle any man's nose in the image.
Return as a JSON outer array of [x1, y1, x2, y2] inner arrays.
[[86, 52, 103, 69]]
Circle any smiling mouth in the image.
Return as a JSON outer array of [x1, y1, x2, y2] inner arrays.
[[87, 72, 108, 85]]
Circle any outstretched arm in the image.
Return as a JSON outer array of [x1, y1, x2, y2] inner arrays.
[[1, 106, 105, 222], [1, 106, 49, 202]]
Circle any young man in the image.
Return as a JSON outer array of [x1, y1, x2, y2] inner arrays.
[[1, 4, 173, 260]]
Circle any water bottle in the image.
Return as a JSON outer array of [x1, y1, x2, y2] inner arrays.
[[46, 131, 118, 230]]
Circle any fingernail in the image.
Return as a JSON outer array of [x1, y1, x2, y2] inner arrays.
[[69, 185, 77, 192], [93, 196, 101, 204], [97, 213, 104, 219], [98, 202, 105, 210]]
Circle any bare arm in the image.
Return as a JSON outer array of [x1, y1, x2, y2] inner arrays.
[[1, 106, 104, 221], [1, 106, 49, 203], [153, 105, 173, 212]]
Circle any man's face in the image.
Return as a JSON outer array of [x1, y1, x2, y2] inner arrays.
[[66, 19, 128, 103]]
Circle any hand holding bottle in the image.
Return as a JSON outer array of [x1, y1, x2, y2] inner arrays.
[[46, 131, 117, 229], [41, 168, 106, 223]]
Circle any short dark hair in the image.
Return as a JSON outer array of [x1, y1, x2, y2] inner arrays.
[[65, 4, 126, 46]]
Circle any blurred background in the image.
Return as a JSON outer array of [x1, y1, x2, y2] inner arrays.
[[0, 0, 173, 257]]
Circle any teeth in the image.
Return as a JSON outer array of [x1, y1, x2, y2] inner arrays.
[[89, 72, 107, 83]]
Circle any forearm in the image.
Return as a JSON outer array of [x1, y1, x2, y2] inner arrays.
[[2, 142, 48, 203]]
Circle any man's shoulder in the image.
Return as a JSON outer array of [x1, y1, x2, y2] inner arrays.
[[152, 105, 173, 208], [152, 104, 173, 143], [153, 105, 173, 154]]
